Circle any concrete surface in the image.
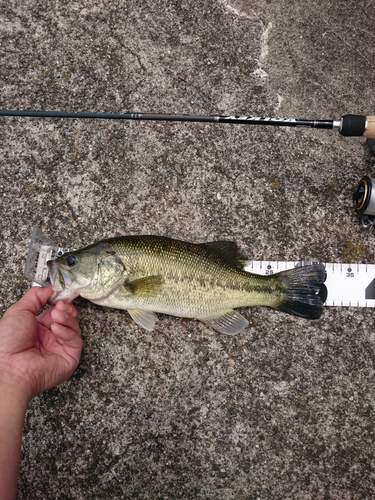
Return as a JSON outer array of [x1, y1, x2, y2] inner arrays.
[[1, 0, 375, 498]]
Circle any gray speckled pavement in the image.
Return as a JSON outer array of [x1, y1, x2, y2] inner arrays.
[[1, 1, 375, 498]]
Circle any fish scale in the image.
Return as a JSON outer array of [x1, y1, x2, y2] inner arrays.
[[108, 236, 283, 316], [46, 235, 325, 334]]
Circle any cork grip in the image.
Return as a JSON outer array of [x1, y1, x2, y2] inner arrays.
[[364, 116, 375, 139]]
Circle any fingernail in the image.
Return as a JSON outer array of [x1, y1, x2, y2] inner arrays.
[[63, 303, 73, 314]]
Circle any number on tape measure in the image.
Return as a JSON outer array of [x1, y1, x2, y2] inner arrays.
[[244, 261, 375, 308]]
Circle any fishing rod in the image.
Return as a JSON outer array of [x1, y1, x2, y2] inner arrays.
[[1, 109, 375, 138]]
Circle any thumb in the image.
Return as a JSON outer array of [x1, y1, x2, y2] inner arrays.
[[5, 287, 53, 316]]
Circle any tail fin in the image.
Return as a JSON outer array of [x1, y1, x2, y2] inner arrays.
[[276, 264, 326, 319]]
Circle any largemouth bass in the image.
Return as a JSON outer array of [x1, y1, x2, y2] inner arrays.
[[48, 235, 326, 335]]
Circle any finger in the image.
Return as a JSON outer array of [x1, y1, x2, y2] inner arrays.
[[55, 300, 79, 320], [5, 286, 53, 316], [37, 303, 80, 334], [51, 322, 83, 347], [36, 307, 53, 329], [50, 323, 83, 361], [51, 308, 82, 337]]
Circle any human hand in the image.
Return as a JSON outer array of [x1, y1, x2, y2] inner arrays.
[[0, 286, 82, 403]]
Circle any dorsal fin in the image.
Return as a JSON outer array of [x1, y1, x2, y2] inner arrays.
[[199, 241, 247, 269]]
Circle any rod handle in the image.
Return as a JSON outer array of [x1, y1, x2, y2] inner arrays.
[[339, 114, 375, 138], [364, 116, 375, 139]]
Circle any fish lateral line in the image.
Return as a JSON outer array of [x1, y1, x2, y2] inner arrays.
[[45, 234, 327, 333]]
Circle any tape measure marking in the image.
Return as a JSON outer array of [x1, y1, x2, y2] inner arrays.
[[244, 261, 375, 308]]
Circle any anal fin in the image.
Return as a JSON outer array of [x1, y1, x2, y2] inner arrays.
[[200, 309, 249, 335], [128, 309, 157, 331]]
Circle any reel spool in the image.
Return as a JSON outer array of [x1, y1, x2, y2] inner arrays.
[[353, 175, 375, 228]]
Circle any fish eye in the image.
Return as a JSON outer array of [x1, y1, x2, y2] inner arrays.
[[67, 254, 78, 267]]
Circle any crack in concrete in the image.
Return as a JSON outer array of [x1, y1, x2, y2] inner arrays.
[[220, 1, 272, 80]]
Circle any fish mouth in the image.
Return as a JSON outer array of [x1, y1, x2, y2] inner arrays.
[[47, 260, 66, 291], [47, 260, 75, 304]]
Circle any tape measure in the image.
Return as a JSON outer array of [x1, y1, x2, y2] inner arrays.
[[23, 227, 375, 309], [245, 261, 375, 308]]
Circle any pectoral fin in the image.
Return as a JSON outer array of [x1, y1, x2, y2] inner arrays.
[[200, 309, 249, 335], [125, 275, 164, 298], [128, 309, 157, 331]]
